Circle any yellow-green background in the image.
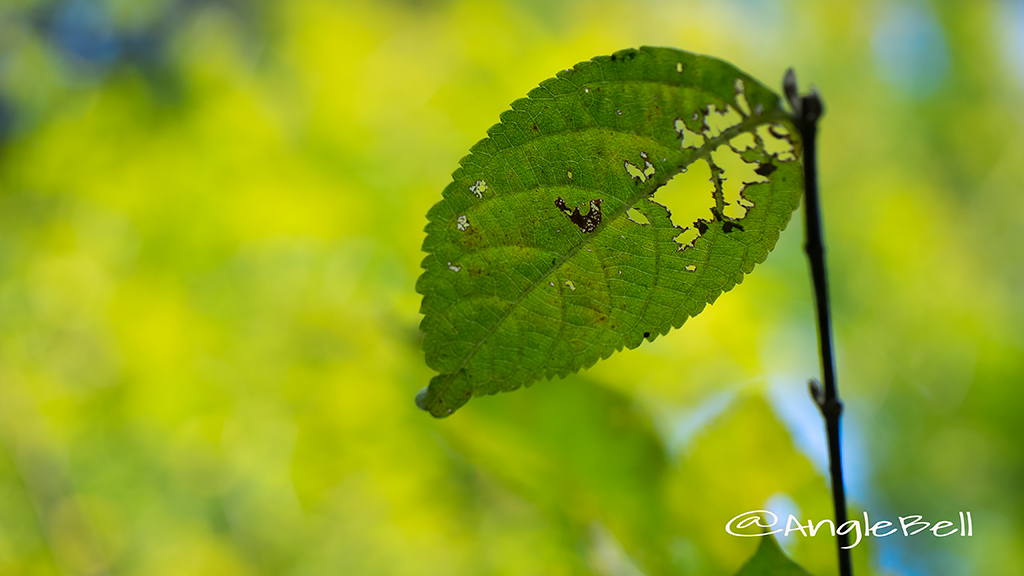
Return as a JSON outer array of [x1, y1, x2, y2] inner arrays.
[[0, 0, 1021, 574]]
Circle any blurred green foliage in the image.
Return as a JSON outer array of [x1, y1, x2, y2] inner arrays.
[[0, 0, 1022, 575], [734, 535, 811, 576]]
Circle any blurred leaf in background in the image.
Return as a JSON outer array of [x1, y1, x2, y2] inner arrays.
[[0, 0, 1022, 575], [734, 534, 811, 576]]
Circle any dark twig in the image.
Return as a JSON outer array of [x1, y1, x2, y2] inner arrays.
[[784, 69, 853, 576]]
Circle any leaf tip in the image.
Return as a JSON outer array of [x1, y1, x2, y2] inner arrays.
[[734, 532, 814, 576], [416, 373, 472, 418], [415, 386, 431, 412]]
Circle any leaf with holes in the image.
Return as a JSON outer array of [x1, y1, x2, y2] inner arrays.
[[416, 46, 802, 417]]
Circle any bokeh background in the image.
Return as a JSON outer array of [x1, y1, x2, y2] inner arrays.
[[1, 0, 1022, 574]]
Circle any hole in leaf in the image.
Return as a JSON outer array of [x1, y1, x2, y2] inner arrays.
[[756, 124, 796, 161], [734, 78, 751, 116], [469, 180, 488, 198], [704, 104, 744, 139], [711, 145, 766, 220], [675, 227, 698, 247], [730, 131, 757, 151], [676, 62, 683, 73], [684, 264, 696, 272], [674, 118, 705, 149], [626, 207, 650, 225], [624, 160, 646, 181], [652, 158, 714, 248], [456, 215, 469, 230], [565, 280, 576, 291]]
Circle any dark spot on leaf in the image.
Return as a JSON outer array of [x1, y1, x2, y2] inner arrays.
[[554, 197, 603, 233], [696, 220, 709, 235], [643, 332, 651, 338], [723, 221, 745, 233], [610, 49, 638, 62], [532, 124, 539, 132], [755, 163, 777, 176]]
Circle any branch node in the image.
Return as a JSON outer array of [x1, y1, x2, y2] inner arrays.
[[801, 89, 824, 125]]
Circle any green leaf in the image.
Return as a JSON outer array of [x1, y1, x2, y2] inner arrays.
[[416, 46, 802, 417], [734, 534, 813, 576]]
